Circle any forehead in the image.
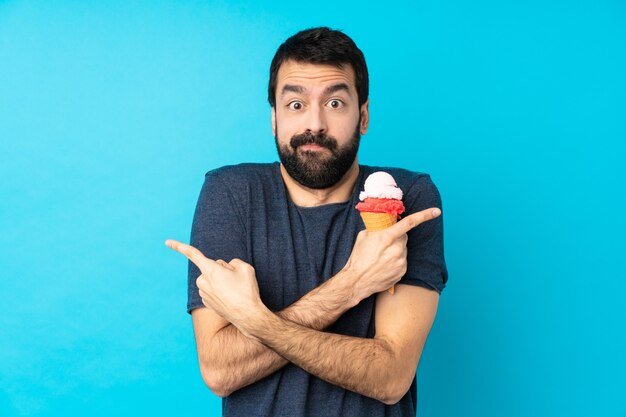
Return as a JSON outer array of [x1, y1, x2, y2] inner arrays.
[[276, 60, 356, 94]]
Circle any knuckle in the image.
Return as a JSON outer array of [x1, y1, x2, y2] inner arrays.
[[200, 293, 211, 307], [356, 230, 368, 242], [379, 233, 393, 246], [196, 277, 208, 291]]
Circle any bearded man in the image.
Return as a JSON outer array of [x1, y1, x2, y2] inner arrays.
[[166, 26, 448, 417]]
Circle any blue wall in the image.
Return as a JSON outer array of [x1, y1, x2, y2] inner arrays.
[[1, 1, 624, 416]]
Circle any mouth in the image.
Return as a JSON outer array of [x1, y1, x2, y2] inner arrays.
[[298, 143, 326, 152]]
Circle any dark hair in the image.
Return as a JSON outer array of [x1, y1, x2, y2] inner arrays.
[[268, 27, 369, 108]]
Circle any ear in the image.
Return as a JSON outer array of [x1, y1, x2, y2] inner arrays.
[[359, 99, 370, 135], [271, 107, 277, 137]]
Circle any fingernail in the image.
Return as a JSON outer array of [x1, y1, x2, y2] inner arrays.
[[165, 240, 172, 247], [432, 208, 441, 216]]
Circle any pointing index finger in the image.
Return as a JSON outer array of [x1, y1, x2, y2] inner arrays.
[[388, 207, 441, 236], [165, 239, 218, 270]]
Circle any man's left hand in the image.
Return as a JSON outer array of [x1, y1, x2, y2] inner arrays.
[[165, 239, 265, 333]]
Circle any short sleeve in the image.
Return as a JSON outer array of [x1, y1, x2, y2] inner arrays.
[[399, 175, 448, 294], [186, 171, 249, 313]]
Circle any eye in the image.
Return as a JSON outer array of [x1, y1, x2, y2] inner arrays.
[[288, 101, 303, 111], [327, 99, 344, 109]]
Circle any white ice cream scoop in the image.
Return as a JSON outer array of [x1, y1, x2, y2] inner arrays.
[[359, 171, 403, 201]]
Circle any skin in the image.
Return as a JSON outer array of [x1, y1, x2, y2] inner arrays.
[[166, 61, 442, 404], [273, 61, 368, 207]]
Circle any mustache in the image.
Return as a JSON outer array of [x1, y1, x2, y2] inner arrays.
[[290, 131, 338, 151]]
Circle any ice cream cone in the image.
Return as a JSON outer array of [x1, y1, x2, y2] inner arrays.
[[359, 212, 397, 231], [360, 212, 398, 294], [357, 172, 407, 296]]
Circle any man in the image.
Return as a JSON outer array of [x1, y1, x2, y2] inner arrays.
[[166, 27, 448, 417]]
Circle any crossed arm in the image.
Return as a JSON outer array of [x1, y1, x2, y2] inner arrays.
[[170, 207, 442, 404], [191, 268, 366, 397]]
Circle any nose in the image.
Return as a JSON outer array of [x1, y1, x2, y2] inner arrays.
[[305, 104, 327, 134]]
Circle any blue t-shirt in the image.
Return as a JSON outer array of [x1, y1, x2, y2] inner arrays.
[[187, 162, 448, 417]]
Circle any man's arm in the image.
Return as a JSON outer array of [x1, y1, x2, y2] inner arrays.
[[191, 267, 365, 397], [240, 283, 439, 405], [169, 207, 441, 399]]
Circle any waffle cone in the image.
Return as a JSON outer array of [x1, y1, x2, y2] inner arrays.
[[360, 212, 398, 231]]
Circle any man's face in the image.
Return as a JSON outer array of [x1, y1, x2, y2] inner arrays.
[[272, 60, 369, 189]]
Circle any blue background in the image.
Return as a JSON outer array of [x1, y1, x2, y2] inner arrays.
[[1, 1, 624, 416]]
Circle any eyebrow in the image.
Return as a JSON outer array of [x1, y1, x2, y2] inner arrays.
[[280, 83, 351, 97]]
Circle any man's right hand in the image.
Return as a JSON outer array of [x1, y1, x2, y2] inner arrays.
[[343, 207, 441, 298]]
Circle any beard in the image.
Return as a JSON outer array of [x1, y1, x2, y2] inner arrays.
[[274, 120, 361, 189]]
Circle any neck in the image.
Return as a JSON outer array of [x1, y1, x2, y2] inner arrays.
[[279, 159, 360, 207]]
